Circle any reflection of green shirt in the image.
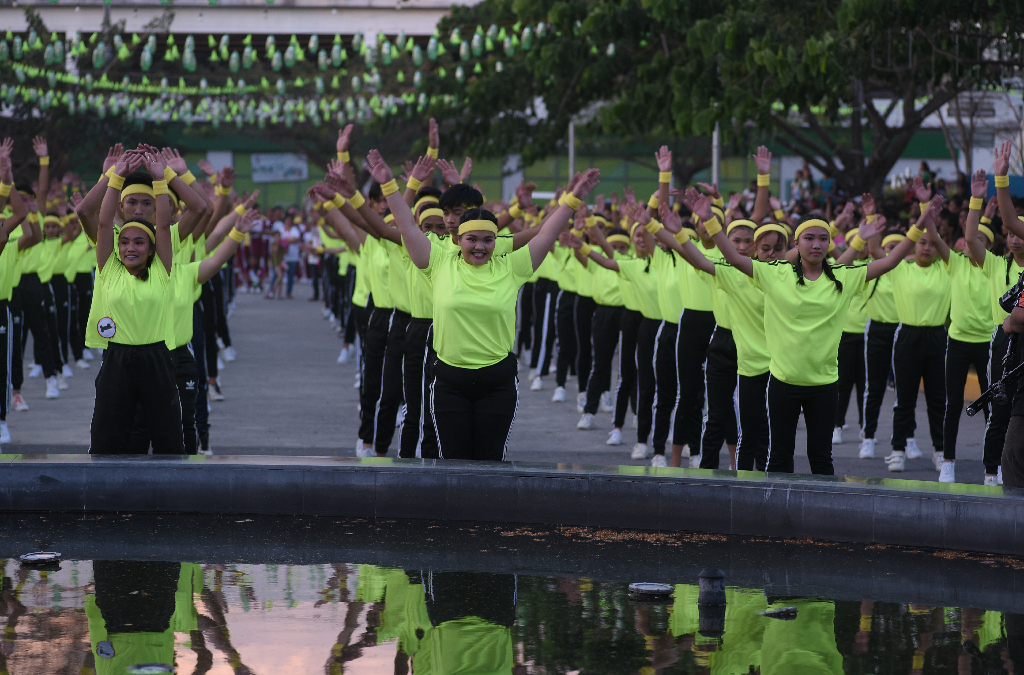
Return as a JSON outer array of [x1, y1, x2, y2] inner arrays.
[[377, 570, 431, 656], [355, 564, 391, 603], [760, 600, 843, 675], [669, 584, 700, 637], [413, 616, 513, 675], [709, 589, 768, 675]]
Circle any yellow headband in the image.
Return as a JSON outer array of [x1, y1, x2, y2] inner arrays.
[[607, 234, 630, 245], [384, 213, 395, 224], [794, 218, 832, 240], [678, 227, 698, 241], [978, 223, 995, 242], [754, 224, 789, 242], [726, 219, 757, 235], [414, 195, 439, 212], [457, 219, 498, 236], [710, 205, 725, 221], [120, 184, 155, 201], [43, 215, 63, 226], [881, 233, 905, 247], [846, 228, 859, 240], [418, 207, 443, 225], [119, 220, 156, 243]]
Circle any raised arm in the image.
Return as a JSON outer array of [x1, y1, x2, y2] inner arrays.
[[198, 209, 257, 284], [654, 146, 672, 217], [750, 146, 772, 224], [994, 140, 1024, 239], [161, 147, 208, 238], [97, 151, 144, 271], [0, 138, 12, 212], [141, 152, 174, 275], [964, 169, 990, 267], [402, 155, 435, 208], [365, 150, 430, 269], [31, 136, 49, 218], [206, 190, 260, 253], [0, 155, 27, 235], [529, 169, 601, 271], [560, 230, 619, 271], [682, 187, 753, 278], [865, 198, 939, 281], [656, 203, 715, 275]]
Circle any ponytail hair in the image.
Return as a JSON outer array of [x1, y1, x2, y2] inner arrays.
[[793, 257, 842, 292]]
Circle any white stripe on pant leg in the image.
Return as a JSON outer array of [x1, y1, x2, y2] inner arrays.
[[536, 287, 554, 372], [733, 373, 742, 447], [861, 319, 872, 436], [430, 373, 444, 460], [889, 323, 903, 447], [612, 320, 625, 423], [415, 325, 432, 459], [699, 326, 717, 459], [371, 310, 396, 451], [651, 321, 665, 431], [502, 372, 520, 461], [983, 328, 998, 439], [764, 375, 774, 473]]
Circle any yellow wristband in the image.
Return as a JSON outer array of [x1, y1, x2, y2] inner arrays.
[[859, 615, 872, 632], [234, 204, 247, 216], [757, 174, 770, 187], [39, 156, 50, 166], [337, 151, 350, 163], [647, 194, 659, 209], [906, 226, 924, 243], [849, 235, 865, 251], [996, 175, 1010, 188], [509, 204, 524, 219], [712, 196, 724, 208], [105, 166, 116, 179], [981, 216, 992, 225], [570, 228, 584, 238], [969, 196, 984, 211], [381, 179, 399, 196], [215, 185, 231, 196], [912, 651, 924, 670], [674, 229, 695, 244], [562, 193, 582, 211], [658, 171, 672, 183], [152, 180, 169, 196], [774, 209, 785, 221], [610, 203, 618, 212], [406, 176, 423, 192], [331, 194, 346, 209], [348, 192, 365, 209], [163, 166, 177, 182], [0, 183, 11, 198], [644, 220, 664, 234], [425, 147, 439, 159], [108, 173, 126, 191], [578, 242, 592, 257], [209, 174, 217, 184], [180, 170, 196, 185], [228, 227, 244, 243], [703, 216, 722, 237]]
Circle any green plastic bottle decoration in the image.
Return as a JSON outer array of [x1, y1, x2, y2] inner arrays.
[[412, 44, 423, 66], [450, 27, 461, 44], [199, 77, 208, 93], [183, 49, 197, 71], [229, 51, 240, 72], [471, 33, 482, 57], [606, 42, 615, 57], [237, 78, 246, 90], [160, 77, 168, 92], [283, 44, 296, 67], [455, 66, 464, 82], [13, 36, 23, 60], [44, 43, 55, 65], [351, 75, 361, 93], [308, 34, 319, 53], [276, 78, 286, 95], [243, 44, 254, 68], [503, 37, 514, 57], [396, 70, 405, 83], [0, 41, 7, 63], [459, 42, 469, 61], [54, 39, 64, 62], [27, 29, 37, 49], [272, 51, 283, 71], [93, 42, 105, 68], [330, 44, 341, 67], [427, 36, 437, 60], [522, 26, 532, 50], [47, 71, 56, 88], [122, 75, 130, 90], [265, 35, 276, 56], [315, 76, 324, 94], [352, 33, 363, 52], [495, 60, 503, 72], [84, 73, 92, 89], [397, 30, 406, 48], [413, 70, 422, 88]]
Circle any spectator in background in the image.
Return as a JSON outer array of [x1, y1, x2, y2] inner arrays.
[[919, 161, 933, 186], [303, 226, 322, 302], [282, 216, 302, 299]]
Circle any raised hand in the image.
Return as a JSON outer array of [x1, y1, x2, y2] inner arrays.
[[571, 168, 601, 201], [971, 169, 988, 198], [994, 140, 1012, 177], [515, 180, 537, 208], [769, 195, 782, 211], [860, 192, 876, 216], [410, 155, 436, 181], [655, 146, 672, 173], [696, 182, 721, 200], [559, 230, 583, 249], [142, 151, 167, 178], [235, 209, 261, 233], [196, 158, 216, 177], [241, 189, 260, 209], [162, 147, 189, 175], [682, 187, 713, 223], [114, 150, 144, 176], [623, 186, 636, 206], [337, 124, 354, 154], [365, 149, 395, 185], [726, 192, 741, 211], [753, 145, 771, 175], [911, 175, 932, 203], [70, 191, 84, 208], [32, 136, 48, 158], [220, 167, 236, 188], [659, 203, 683, 233], [436, 158, 461, 186], [985, 196, 998, 219], [918, 194, 944, 228], [325, 171, 356, 198], [0, 137, 13, 158], [459, 157, 473, 183], [102, 144, 123, 174], [857, 214, 887, 241], [0, 155, 11, 182], [428, 117, 439, 149]]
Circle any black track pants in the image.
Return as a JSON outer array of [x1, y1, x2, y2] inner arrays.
[[90, 342, 184, 455], [359, 306, 394, 447], [0, 301, 10, 420], [19, 273, 57, 378], [51, 276, 72, 366], [432, 354, 518, 461], [736, 372, 770, 471], [862, 320, 898, 440], [984, 329, 1011, 474], [399, 319, 438, 459], [652, 321, 679, 455], [211, 270, 232, 348], [836, 331, 866, 429], [200, 281, 218, 379], [673, 309, 716, 448], [529, 278, 558, 375], [699, 327, 738, 469], [614, 309, 642, 428], [584, 305, 622, 414], [766, 375, 838, 475], [635, 318, 659, 444], [891, 324, 946, 452], [9, 288, 23, 391], [128, 345, 199, 455], [943, 336, 990, 460], [555, 290, 578, 387], [575, 294, 596, 394], [73, 272, 93, 361]]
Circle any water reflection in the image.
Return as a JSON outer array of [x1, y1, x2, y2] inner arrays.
[[1, 558, 1023, 673]]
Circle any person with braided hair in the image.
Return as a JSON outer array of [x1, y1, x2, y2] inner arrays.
[[684, 188, 919, 475]]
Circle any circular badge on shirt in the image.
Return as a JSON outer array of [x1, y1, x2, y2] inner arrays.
[[97, 317, 116, 339]]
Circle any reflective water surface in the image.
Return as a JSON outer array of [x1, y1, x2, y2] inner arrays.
[[2, 556, 1021, 674]]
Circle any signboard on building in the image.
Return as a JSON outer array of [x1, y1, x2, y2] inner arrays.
[[251, 153, 309, 183]]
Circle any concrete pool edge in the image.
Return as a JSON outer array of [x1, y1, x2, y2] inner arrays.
[[1, 454, 1021, 556]]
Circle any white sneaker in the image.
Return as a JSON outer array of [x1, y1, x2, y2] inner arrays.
[[831, 426, 843, 444], [577, 413, 595, 430], [651, 454, 668, 468], [998, 466, 1003, 485], [938, 461, 955, 483], [82, 348, 95, 361], [198, 448, 214, 456], [216, 336, 226, 350], [323, 307, 332, 319], [223, 346, 237, 362], [61, 363, 74, 378], [57, 374, 69, 390], [631, 413, 638, 429], [356, 444, 376, 457], [530, 376, 543, 391], [606, 428, 622, 446], [45, 376, 59, 399], [551, 386, 566, 402], [984, 475, 999, 486], [28, 364, 42, 378], [527, 368, 538, 380], [631, 443, 653, 460], [680, 444, 691, 459], [599, 391, 614, 413], [859, 438, 875, 459], [933, 451, 944, 472], [885, 451, 905, 472], [689, 453, 702, 468], [208, 383, 225, 401], [12, 394, 28, 411], [0, 422, 11, 444], [576, 392, 586, 413], [217, 357, 225, 371], [905, 438, 922, 459], [338, 347, 350, 364], [76, 358, 90, 369]]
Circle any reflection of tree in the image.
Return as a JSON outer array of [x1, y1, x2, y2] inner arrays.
[[199, 578, 255, 675], [0, 566, 29, 671], [323, 600, 368, 674]]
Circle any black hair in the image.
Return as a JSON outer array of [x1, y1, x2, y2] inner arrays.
[[793, 214, 842, 292], [415, 186, 443, 201], [118, 218, 158, 281], [14, 182, 33, 197], [458, 208, 497, 226], [439, 184, 483, 211], [122, 171, 154, 190], [368, 182, 383, 201], [607, 227, 629, 238]]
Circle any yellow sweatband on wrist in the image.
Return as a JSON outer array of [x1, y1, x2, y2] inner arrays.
[[509, 204, 524, 219], [859, 615, 872, 632], [996, 175, 1010, 188], [570, 229, 584, 238], [234, 204, 247, 216], [969, 196, 984, 211], [0, 183, 10, 198], [215, 185, 231, 196], [180, 170, 196, 185], [578, 243, 592, 257], [39, 156, 50, 166], [331, 194, 346, 209], [610, 203, 618, 212], [108, 173, 126, 191], [981, 215, 992, 225], [658, 171, 672, 183], [757, 174, 770, 187], [644, 220, 664, 234], [774, 209, 785, 221], [348, 192, 365, 209], [209, 174, 217, 184], [406, 176, 423, 192], [562, 193, 582, 211], [703, 216, 722, 237], [647, 194, 659, 209], [712, 196, 724, 208], [425, 147, 438, 159], [906, 226, 924, 243], [105, 166, 116, 179], [912, 650, 924, 670], [228, 228, 244, 243], [152, 180, 169, 196], [849, 235, 865, 251], [337, 151, 350, 163], [381, 179, 399, 196], [674, 229, 695, 243], [163, 166, 177, 182]]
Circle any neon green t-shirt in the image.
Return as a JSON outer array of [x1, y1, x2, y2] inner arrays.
[[864, 271, 898, 324], [589, 252, 623, 307], [752, 260, 869, 386], [384, 237, 412, 314], [715, 263, 769, 377], [651, 247, 683, 323], [701, 248, 731, 330], [95, 256, 174, 348], [426, 243, 534, 368], [575, 250, 594, 298], [0, 226, 22, 302], [679, 245, 714, 312], [363, 236, 393, 309], [887, 258, 951, 327], [20, 237, 61, 283], [554, 245, 578, 294], [169, 262, 201, 349], [349, 245, 370, 308], [946, 250, 997, 342], [843, 285, 868, 333], [617, 256, 661, 320]]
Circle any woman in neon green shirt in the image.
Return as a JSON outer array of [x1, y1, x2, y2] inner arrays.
[[365, 148, 600, 461], [684, 187, 924, 474]]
